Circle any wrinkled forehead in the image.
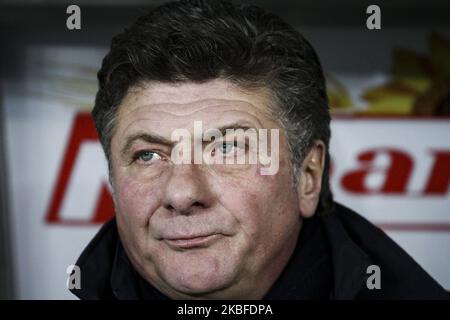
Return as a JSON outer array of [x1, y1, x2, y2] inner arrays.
[[114, 81, 279, 135]]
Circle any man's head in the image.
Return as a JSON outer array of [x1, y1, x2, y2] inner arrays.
[[93, 0, 333, 299]]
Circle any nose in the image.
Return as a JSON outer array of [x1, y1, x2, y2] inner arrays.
[[162, 164, 213, 215]]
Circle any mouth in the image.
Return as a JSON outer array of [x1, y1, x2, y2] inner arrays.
[[164, 234, 221, 250]]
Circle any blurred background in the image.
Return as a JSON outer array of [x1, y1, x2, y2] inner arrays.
[[0, 0, 449, 299]]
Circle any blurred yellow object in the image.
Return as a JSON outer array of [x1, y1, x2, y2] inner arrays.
[[326, 73, 354, 111], [361, 32, 450, 116]]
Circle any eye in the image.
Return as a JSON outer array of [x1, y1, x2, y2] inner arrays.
[[219, 141, 236, 154], [211, 140, 245, 158], [134, 150, 163, 164]]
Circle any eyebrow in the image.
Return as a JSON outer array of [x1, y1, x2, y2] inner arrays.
[[211, 122, 259, 138], [120, 132, 174, 158]]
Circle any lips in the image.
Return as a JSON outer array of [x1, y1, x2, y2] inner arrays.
[[164, 234, 220, 250]]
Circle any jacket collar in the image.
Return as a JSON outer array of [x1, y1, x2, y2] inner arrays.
[[320, 211, 373, 299]]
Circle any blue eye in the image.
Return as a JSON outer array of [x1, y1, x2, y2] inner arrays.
[[208, 140, 247, 160], [220, 142, 235, 154], [136, 151, 162, 163]]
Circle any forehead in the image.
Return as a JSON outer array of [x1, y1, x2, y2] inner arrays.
[[115, 79, 277, 131]]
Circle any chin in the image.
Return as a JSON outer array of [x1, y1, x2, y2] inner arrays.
[[157, 251, 239, 298]]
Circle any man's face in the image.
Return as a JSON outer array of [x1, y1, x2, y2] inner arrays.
[[110, 79, 302, 299]]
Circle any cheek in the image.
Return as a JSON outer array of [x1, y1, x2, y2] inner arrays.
[[113, 173, 161, 227], [214, 163, 299, 242]]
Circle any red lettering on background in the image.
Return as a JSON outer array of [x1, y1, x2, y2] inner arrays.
[[424, 151, 450, 195], [341, 148, 414, 194], [45, 113, 114, 224]]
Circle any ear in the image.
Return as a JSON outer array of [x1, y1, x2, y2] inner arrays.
[[297, 140, 326, 218]]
